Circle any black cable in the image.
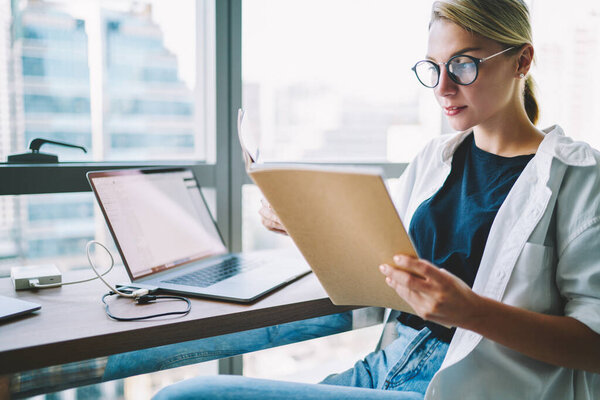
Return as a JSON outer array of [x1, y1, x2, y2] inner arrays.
[[101, 292, 191, 321]]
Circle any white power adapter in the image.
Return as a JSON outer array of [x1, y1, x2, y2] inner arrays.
[[11, 264, 62, 290]]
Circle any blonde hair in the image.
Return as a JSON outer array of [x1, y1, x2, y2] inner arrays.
[[430, 0, 539, 125]]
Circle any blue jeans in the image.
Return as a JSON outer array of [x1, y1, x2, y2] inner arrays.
[[103, 311, 353, 381], [152, 323, 449, 400]]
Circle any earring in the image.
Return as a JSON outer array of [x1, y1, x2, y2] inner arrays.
[[519, 73, 525, 79]]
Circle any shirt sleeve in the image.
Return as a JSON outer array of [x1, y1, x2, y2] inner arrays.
[[556, 217, 600, 335], [392, 159, 418, 221], [391, 137, 439, 221]]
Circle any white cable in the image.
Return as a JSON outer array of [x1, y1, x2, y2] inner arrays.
[[31, 266, 112, 288], [30, 240, 148, 298], [86, 240, 148, 298], [31, 245, 115, 289]]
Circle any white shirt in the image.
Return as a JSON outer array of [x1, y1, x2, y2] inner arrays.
[[393, 125, 600, 400]]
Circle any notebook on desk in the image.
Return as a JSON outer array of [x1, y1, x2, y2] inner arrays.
[[87, 168, 310, 303]]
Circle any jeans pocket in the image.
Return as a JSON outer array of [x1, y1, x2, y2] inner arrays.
[[383, 328, 446, 393]]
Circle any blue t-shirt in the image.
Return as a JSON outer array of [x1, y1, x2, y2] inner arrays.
[[401, 133, 534, 339]]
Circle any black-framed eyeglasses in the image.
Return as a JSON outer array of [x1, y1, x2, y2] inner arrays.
[[411, 46, 515, 88]]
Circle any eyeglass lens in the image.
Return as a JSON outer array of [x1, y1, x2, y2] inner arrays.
[[414, 56, 478, 88]]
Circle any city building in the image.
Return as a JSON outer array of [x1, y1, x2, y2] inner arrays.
[[1, 1, 198, 274], [3, 0, 94, 273], [102, 6, 197, 160]]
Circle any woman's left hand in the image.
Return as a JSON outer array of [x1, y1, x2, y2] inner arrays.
[[379, 254, 484, 329]]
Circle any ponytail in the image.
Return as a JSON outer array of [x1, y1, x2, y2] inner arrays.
[[523, 75, 539, 125]]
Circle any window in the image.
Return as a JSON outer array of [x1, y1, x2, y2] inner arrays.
[[240, 0, 435, 253], [0, 0, 216, 279], [240, 0, 431, 385], [529, 0, 600, 148], [6, 0, 212, 162], [0, 187, 216, 277], [5, 0, 597, 398], [1, 1, 222, 398], [242, 0, 440, 164]]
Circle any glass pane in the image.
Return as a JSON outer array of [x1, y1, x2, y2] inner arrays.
[[3, 0, 214, 162], [0, 185, 217, 278], [529, 1, 600, 149], [244, 324, 381, 383], [0, 193, 100, 277], [242, 0, 441, 163], [242, 184, 295, 252], [42, 358, 219, 398]]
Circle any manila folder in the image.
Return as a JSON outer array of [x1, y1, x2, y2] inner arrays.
[[249, 167, 417, 313]]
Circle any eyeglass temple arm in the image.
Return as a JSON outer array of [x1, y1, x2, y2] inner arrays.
[[480, 46, 516, 62]]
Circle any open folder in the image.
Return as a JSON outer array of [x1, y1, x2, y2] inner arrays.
[[238, 109, 417, 312]]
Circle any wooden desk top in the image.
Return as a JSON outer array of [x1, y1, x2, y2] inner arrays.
[[0, 267, 354, 375]]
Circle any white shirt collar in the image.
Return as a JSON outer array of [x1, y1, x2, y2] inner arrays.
[[439, 125, 596, 167], [537, 125, 596, 167]]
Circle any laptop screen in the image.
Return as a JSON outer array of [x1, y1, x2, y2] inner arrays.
[[88, 168, 227, 280]]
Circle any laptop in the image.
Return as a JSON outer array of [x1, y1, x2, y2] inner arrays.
[[87, 168, 310, 303], [0, 295, 41, 322]]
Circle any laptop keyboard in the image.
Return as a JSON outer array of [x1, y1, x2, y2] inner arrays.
[[163, 257, 261, 288]]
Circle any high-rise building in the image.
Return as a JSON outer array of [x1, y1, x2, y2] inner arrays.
[[13, 0, 92, 159], [102, 7, 197, 160], [1, 0, 94, 273], [0, 1, 198, 274]]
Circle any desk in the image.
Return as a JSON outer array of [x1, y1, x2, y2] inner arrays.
[[0, 267, 356, 376]]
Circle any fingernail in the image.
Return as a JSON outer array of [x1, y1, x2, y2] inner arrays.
[[379, 264, 387, 273], [393, 255, 402, 264]]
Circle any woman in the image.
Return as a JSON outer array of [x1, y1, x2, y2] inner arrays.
[[154, 0, 600, 398]]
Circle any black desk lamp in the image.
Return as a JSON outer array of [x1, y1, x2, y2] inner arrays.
[[7, 138, 87, 163]]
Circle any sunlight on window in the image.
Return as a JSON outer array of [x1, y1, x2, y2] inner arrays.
[[242, 0, 441, 163]]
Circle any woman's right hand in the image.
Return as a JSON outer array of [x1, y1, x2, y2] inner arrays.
[[259, 198, 288, 235]]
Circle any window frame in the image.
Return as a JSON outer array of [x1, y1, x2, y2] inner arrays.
[[0, 0, 411, 375], [0, 0, 410, 249]]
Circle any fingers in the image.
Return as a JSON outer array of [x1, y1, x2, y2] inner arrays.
[[386, 276, 422, 305], [380, 256, 479, 326], [269, 228, 288, 235], [380, 264, 431, 293], [259, 205, 284, 227], [380, 263, 442, 322], [258, 205, 276, 222], [259, 199, 288, 235], [392, 254, 434, 279], [259, 199, 278, 221], [260, 198, 271, 209]]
